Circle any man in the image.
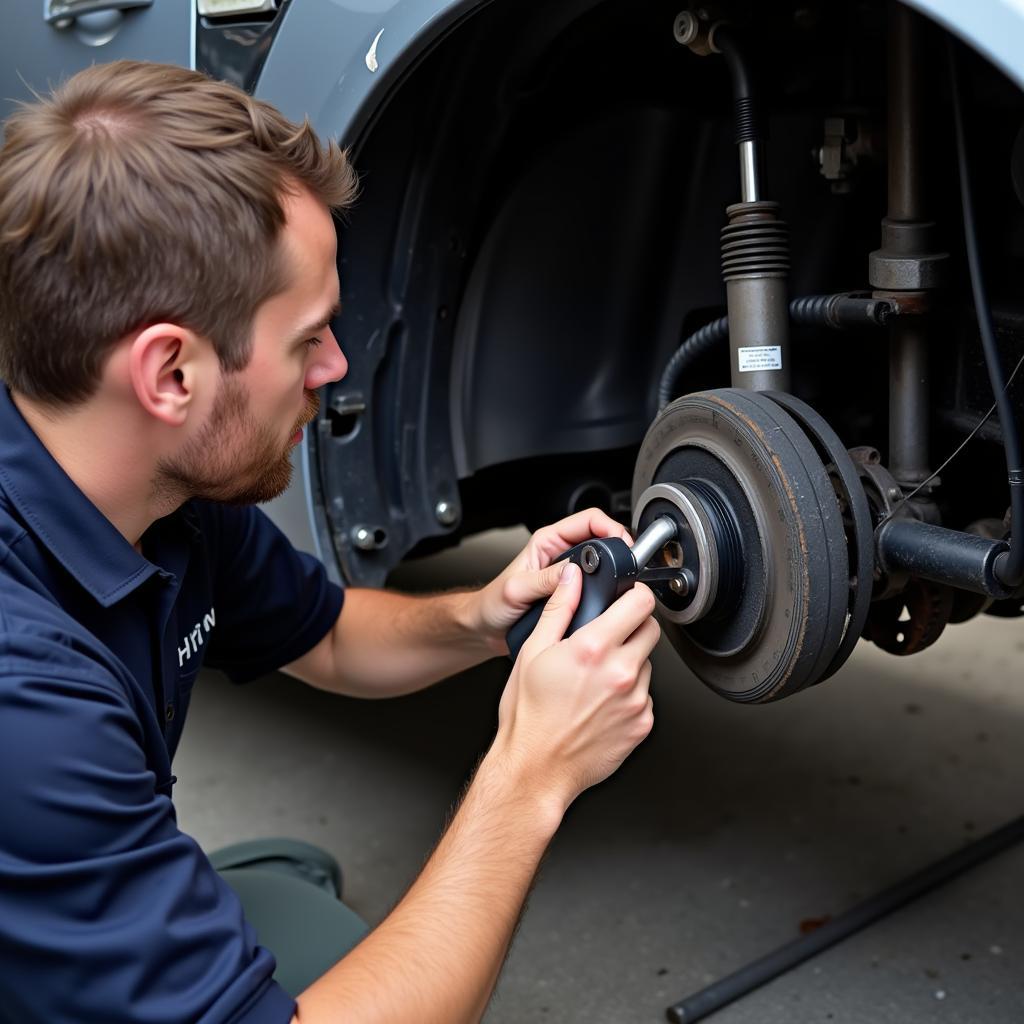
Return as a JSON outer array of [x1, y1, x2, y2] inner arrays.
[[0, 61, 659, 1023]]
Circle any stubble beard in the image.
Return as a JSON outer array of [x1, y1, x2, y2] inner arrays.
[[157, 377, 319, 507]]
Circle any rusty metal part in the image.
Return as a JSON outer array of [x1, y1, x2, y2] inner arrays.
[[863, 578, 955, 655], [849, 446, 903, 524], [950, 589, 993, 624], [870, 289, 931, 316], [848, 447, 909, 600]]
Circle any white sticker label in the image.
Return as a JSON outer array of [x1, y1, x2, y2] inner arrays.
[[738, 346, 783, 372]]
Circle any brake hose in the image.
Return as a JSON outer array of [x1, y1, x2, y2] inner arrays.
[[949, 39, 1024, 589], [657, 293, 891, 410]]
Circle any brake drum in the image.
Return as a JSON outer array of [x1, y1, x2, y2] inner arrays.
[[632, 389, 869, 703]]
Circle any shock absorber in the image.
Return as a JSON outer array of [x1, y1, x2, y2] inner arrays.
[[720, 197, 791, 391], [708, 20, 791, 392]]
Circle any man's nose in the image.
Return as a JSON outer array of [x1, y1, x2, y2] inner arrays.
[[306, 328, 348, 389]]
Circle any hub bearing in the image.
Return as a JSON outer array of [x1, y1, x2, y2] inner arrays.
[[633, 482, 721, 624]]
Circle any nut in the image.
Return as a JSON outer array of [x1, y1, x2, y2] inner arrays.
[[673, 10, 699, 44]]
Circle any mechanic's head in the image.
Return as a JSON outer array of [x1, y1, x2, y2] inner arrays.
[[0, 60, 355, 504]]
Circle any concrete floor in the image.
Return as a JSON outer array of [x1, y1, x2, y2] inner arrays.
[[175, 528, 1024, 1023]]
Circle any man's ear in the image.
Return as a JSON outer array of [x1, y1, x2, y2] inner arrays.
[[128, 324, 209, 426]]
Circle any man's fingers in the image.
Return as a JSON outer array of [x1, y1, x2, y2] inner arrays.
[[622, 616, 662, 663], [531, 507, 632, 563], [504, 560, 570, 610], [573, 582, 657, 650], [522, 561, 583, 653], [632, 660, 653, 703]]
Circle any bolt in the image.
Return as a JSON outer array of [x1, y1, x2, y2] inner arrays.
[[670, 569, 696, 598], [435, 500, 459, 526], [673, 10, 699, 45], [887, 487, 901, 502], [351, 526, 375, 551], [581, 545, 601, 574]]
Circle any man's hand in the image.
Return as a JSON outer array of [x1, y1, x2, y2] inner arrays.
[[492, 556, 659, 812], [471, 507, 634, 657]]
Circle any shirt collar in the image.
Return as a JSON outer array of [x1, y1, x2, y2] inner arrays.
[[0, 386, 162, 607]]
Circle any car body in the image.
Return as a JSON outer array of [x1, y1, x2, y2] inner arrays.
[[4, 0, 1023, 701]]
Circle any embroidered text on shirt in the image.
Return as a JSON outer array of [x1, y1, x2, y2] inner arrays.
[[178, 608, 216, 668]]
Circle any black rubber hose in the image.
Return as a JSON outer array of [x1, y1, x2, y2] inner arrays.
[[657, 316, 729, 409], [658, 295, 890, 409], [788, 293, 834, 326], [711, 25, 763, 144], [948, 40, 1024, 588]]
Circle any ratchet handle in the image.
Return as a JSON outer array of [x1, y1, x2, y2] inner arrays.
[[506, 537, 638, 661]]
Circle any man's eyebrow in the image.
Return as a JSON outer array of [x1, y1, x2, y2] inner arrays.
[[293, 299, 342, 342]]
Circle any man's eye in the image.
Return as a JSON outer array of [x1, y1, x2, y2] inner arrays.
[[304, 336, 323, 349]]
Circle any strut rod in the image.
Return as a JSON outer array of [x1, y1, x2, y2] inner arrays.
[[876, 518, 1011, 598]]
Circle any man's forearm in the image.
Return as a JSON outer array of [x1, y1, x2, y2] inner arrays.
[[318, 588, 494, 697], [292, 747, 563, 1024]]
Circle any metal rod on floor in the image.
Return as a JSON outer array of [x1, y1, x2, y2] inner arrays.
[[665, 814, 1024, 1023]]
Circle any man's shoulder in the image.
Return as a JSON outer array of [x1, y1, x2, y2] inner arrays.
[[0, 542, 130, 699]]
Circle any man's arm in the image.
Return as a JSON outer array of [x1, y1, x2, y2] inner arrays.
[[293, 745, 561, 1023], [284, 508, 632, 697], [291, 563, 659, 1024], [282, 586, 498, 698]]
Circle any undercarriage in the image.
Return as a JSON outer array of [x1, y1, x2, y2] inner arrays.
[[316, 0, 1024, 700]]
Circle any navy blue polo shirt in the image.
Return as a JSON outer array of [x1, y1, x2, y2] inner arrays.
[[0, 386, 344, 1023]]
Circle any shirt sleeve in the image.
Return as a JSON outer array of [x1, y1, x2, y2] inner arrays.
[[0, 628, 297, 1024], [196, 502, 344, 683]]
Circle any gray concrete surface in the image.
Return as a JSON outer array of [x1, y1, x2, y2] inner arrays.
[[175, 528, 1024, 1023]]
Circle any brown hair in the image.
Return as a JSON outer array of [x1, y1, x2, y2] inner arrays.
[[0, 60, 357, 405]]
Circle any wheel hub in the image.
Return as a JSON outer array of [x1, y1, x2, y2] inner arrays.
[[632, 388, 873, 703]]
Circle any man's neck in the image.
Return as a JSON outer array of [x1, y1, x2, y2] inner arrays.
[[12, 390, 183, 548]]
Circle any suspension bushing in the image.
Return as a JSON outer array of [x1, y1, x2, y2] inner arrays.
[[721, 200, 791, 391]]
